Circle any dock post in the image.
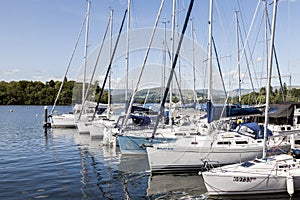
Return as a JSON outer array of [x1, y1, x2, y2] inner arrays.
[[44, 106, 48, 127], [43, 106, 51, 129]]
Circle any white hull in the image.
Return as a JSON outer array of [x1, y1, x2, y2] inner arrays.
[[88, 121, 104, 139], [202, 154, 300, 196], [147, 144, 263, 172], [203, 172, 300, 195], [147, 131, 291, 173], [76, 121, 90, 134], [50, 114, 76, 128], [88, 119, 116, 140]]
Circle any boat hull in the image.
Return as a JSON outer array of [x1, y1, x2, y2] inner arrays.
[[202, 172, 300, 195], [202, 156, 300, 196], [50, 114, 76, 128], [147, 140, 291, 173], [147, 145, 264, 173]]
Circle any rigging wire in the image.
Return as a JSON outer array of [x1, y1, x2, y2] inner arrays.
[[121, 0, 166, 129], [92, 9, 128, 121], [77, 13, 111, 121], [50, 10, 87, 116]]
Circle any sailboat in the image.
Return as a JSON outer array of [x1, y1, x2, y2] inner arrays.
[[76, 5, 129, 140], [146, 0, 290, 174], [116, 0, 203, 155], [201, 1, 300, 197], [50, 0, 92, 129]]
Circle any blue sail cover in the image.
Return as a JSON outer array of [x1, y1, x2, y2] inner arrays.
[[238, 122, 273, 139], [207, 101, 262, 123], [130, 114, 151, 126], [207, 101, 226, 123], [226, 106, 262, 117]]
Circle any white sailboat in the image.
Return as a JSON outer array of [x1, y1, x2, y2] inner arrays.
[[116, 0, 201, 155], [50, 0, 91, 129], [146, 0, 290, 173], [87, 0, 130, 142], [201, 153, 300, 196], [147, 120, 291, 172], [201, 1, 300, 197], [83, 4, 129, 142]]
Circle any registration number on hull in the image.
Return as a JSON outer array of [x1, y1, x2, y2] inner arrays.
[[233, 176, 256, 183]]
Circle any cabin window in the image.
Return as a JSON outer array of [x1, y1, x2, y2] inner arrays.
[[190, 133, 201, 136], [241, 161, 254, 167], [236, 141, 248, 145], [278, 164, 289, 169], [175, 133, 186, 136], [217, 141, 231, 145]]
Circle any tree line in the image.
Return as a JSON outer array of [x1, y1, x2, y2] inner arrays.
[[230, 83, 300, 105], [0, 80, 108, 105], [0, 80, 299, 105]]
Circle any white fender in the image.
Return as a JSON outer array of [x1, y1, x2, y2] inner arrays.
[[287, 175, 294, 197]]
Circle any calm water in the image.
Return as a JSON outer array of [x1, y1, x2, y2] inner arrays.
[[0, 106, 297, 200]]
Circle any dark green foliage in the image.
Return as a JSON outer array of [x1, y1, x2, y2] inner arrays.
[[241, 84, 300, 105], [0, 80, 108, 105]]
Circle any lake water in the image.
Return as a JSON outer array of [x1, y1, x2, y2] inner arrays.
[[0, 105, 297, 199]]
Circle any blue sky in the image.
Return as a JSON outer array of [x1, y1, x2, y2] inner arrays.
[[0, 0, 300, 89]]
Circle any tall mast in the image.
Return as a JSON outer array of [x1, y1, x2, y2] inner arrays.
[[162, 18, 167, 102], [190, 19, 196, 105], [264, 0, 269, 97], [91, 9, 128, 121], [121, 0, 166, 128], [125, 0, 130, 112], [108, 9, 113, 119], [82, 0, 90, 104], [206, 0, 213, 131], [235, 10, 241, 103], [263, 0, 278, 159], [169, 0, 176, 126], [207, 0, 213, 101]]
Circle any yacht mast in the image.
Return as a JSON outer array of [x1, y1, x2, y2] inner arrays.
[[82, 0, 90, 104], [108, 9, 113, 119], [263, 0, 278, 159], [125, 0, 130, 112], [91, 9, 127, 121], [162, 19, 167, 102], [207, 0, 213, 102], [151, 0, 194, 138], [121, 0, 166, 128], [77, 14, 111, 121], [191, 19, 196, 105], [207, 0, 213, 131], [235, 10, 241, 103], [169, 0, 176, 126]]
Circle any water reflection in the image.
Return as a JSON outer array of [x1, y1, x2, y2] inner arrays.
[[49, 126, 300, 199], [118, 154, 149, 173], [148, 173, 207, 199]]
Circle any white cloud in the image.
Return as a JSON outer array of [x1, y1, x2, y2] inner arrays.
[[4, 69, 20, 76]]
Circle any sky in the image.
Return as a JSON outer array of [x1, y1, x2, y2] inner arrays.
[[0, 0, 300, 90]]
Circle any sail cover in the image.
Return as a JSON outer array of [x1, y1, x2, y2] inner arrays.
[[207, 101, 262, 123]]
